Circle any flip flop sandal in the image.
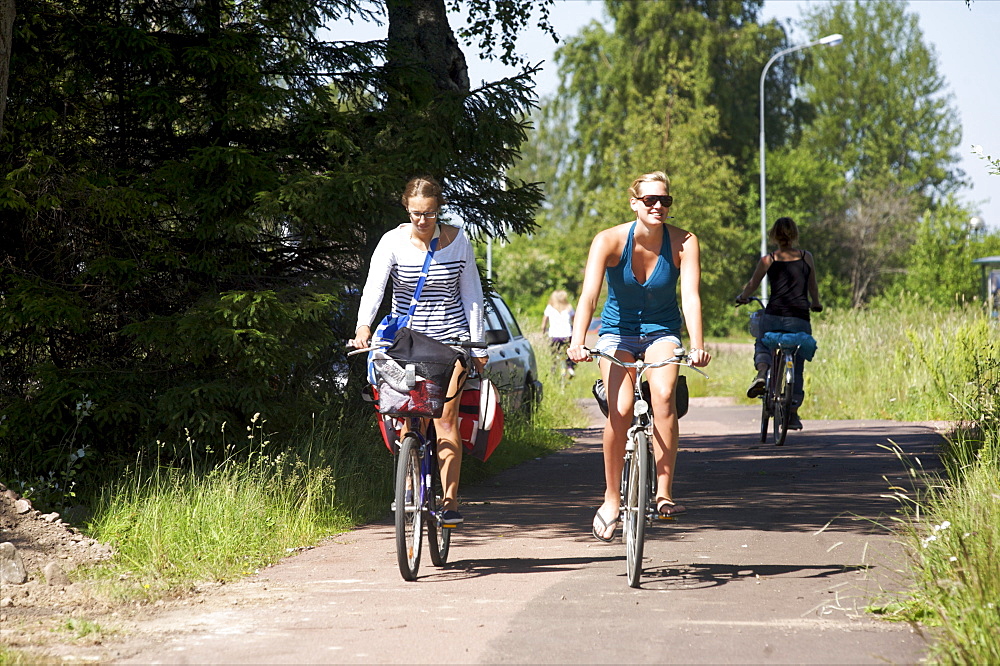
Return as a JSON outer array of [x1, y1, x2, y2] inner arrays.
[[657, 499, 687, 518], [592, 507, 619, 542]]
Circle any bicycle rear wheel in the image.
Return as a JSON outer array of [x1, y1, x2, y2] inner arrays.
[[624, 431, 649, 588], [773, 351, 795, 446], [426, 451, 451, 567], [395, 433, 423, 581]]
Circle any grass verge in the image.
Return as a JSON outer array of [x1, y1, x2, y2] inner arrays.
[[876, 319, 1000, 662], [84, 366, 579, 598]]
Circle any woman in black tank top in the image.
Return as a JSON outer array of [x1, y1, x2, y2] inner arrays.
[[735, 217, 822, 429]]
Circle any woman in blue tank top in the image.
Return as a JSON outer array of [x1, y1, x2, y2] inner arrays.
[[567, 171, 712, 542], [736, 217, 822, 431]]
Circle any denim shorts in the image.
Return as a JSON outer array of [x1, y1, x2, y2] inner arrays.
[[595, 332, 682, 359]]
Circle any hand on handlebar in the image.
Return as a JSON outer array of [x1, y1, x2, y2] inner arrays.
[[734, 294, 752, 306], [688, 347, 712, 367], [351, 325, 371, 350], [566, 344, 591, 364], [810, 304, 823, 313]]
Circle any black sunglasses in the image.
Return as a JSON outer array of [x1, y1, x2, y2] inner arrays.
[[635, 195, 673, 208]]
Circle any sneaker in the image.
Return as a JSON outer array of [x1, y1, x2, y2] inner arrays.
[[787, 411, 803, 430], [440, 509, 464, 527], [746, 375, 767, 398]]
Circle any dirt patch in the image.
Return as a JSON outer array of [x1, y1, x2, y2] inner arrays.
[[0, 483, 116, 653]]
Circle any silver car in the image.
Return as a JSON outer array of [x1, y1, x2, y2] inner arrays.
[[483, 292, 543, 414]]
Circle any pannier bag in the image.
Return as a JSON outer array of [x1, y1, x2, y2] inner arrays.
[[592, 375, 689, 420], [371, 379, 503, 460], [761, 331, 818, 361], [369, 327, 463, 418], [372, 351, 448, 418], [457, 378, 504, 462]]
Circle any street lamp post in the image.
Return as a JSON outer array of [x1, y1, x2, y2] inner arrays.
[[758, 33, 843, 304]]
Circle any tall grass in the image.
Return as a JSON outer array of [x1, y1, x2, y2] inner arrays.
[[85, 360, 575, 595], [88, 414, 381, 593], [883, 322, 1000, 663]]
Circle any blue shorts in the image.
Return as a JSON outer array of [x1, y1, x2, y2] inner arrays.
[[595, 332, 682, 359]]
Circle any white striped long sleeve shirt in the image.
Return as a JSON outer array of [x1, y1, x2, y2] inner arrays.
[[356, 225, 486, 357]]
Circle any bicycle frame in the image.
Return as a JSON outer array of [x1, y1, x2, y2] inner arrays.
[[348, 337, 483, 581], [585, 346, 707, 588], [741, 297, 801, 446]]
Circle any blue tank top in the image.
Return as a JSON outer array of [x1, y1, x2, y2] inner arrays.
[[600, 223, 682, 336]]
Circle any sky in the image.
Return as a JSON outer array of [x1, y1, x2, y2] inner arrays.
[[325, 0, 1000, 231]]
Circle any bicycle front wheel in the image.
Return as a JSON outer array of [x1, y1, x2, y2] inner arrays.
[[773, 352, 795, 446], [624, 432, 649, 588], [426, 453, 451, 567], [395, 433, 423, 581]]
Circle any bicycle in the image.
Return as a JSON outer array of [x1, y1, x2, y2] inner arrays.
[[583, 346, 707, 588], [349, 338, 485, 581], [738, 297, 803, 447]]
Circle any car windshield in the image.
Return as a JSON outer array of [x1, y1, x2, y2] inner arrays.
[[490, 295, 522, 338]]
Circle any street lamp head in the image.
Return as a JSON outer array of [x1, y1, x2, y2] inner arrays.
[[970, 216, 985, 232], [819, 33, 844, 46]]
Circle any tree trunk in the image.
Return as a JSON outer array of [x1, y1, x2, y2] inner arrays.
[[0, 0, 14, 136], [386, 0, 469, 93]]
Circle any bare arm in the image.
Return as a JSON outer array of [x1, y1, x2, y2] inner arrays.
[[736, 255, 772, 303], [678, 230, 711, 367], [568, 231, 615, 361], [804, 250, 822, 310]]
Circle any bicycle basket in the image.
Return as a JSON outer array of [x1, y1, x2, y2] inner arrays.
[[373, 354, 451, 418]]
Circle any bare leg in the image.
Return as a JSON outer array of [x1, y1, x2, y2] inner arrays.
[[594, 353, 635, 539], [644, 343, 683, 508], [434, 358, 467, 511]]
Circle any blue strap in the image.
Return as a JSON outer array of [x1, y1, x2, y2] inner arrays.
[[407, 236, 438, 317]]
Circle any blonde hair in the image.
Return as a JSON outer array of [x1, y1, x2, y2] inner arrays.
[[628, 171, 671, 199], [548, 289, 571, 311], [769, 216, 799, 246], [401, 176, 445, 208]]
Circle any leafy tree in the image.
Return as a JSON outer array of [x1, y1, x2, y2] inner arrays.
[[505, 1, 793, 334], [787, 0, 965, 306], [0, 0, 548, 484], [893, 196, 1000, 307]]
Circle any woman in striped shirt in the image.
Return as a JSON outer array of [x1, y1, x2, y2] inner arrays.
[[352, 176, 488, 526]]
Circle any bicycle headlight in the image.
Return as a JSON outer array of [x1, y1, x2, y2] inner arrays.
[[634, 399, 649, 416]]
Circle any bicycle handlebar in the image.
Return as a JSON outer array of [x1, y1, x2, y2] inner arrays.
[[736, 294, 822, 313], [583, 346, 709, 378], [346, 339, 488, 356]]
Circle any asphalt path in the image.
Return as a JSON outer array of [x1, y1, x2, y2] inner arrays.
[[116, 399, 940, 664]]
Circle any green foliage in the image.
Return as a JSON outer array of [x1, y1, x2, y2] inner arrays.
[[801, 297, 985, 421], [883, 331, 1000, 663], [893, 197, 1000, 307], [1, 0, 545, 489], [88, 415, 358, 587], [792, 0, 964, 306], [506, 1, 792, 333]]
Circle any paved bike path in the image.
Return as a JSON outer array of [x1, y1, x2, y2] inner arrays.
[[113, 401, 938, 664]]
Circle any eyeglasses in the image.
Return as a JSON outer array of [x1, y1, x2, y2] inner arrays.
[[408, 211, 439, 220], [635, 195, 673, 208]]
